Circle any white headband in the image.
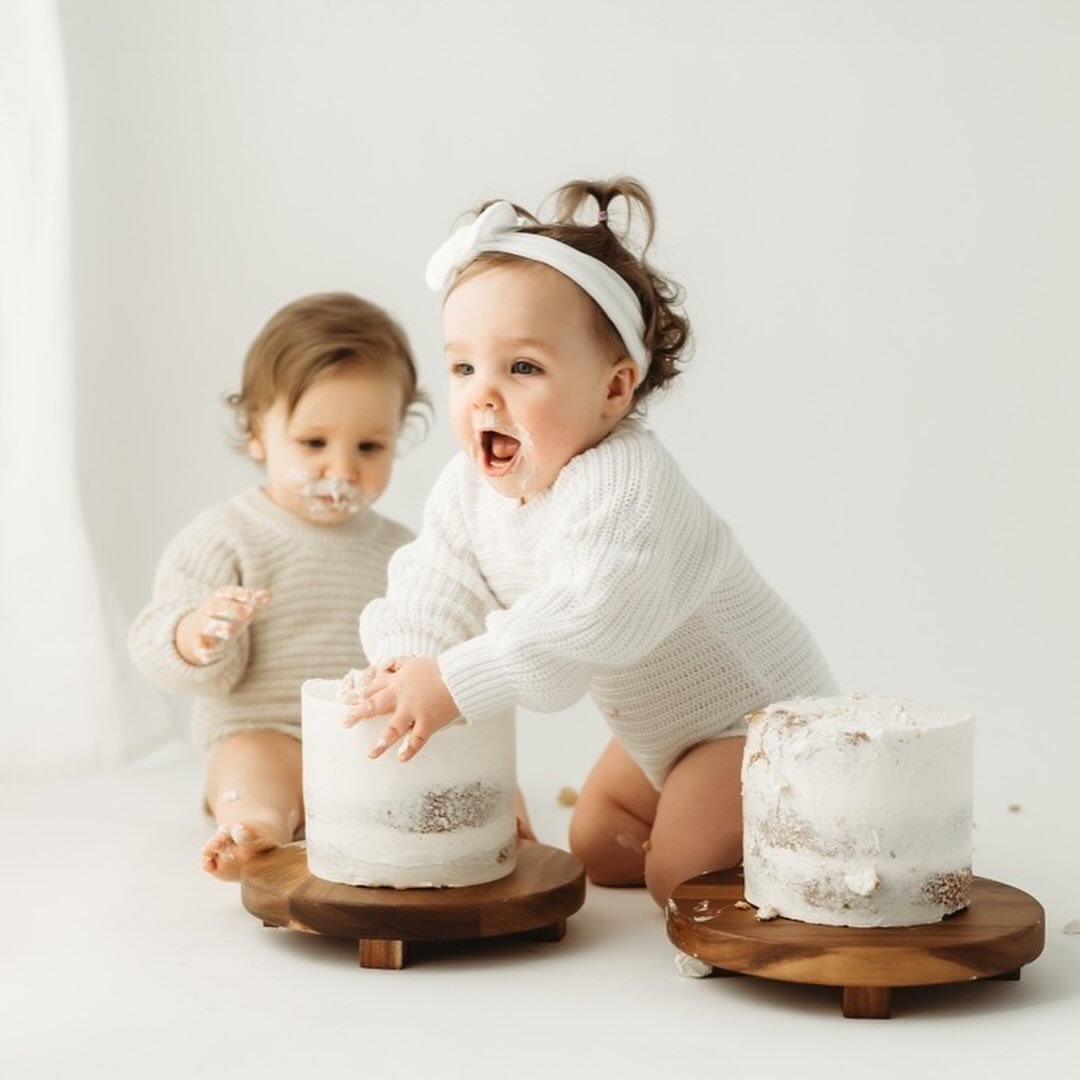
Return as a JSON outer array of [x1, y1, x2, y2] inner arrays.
[[425, 200, 649, 385]]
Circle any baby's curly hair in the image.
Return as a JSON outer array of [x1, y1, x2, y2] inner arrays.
[[451, 177, 690, 407], [226, 292, 430, 446]]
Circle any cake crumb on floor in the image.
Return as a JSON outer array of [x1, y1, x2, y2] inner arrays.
[[674, 951, 713, 978], [556, 786, 578, 807]]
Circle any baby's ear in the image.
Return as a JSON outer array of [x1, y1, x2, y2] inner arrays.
[[247, 434, 266, 463], [603, 359, 637, 416]]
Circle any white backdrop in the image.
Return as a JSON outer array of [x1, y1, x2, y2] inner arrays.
[[58, 1, 1078, 819], [0, 0, 172, 778]]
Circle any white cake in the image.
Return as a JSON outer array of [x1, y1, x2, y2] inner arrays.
[[301, 677, 518, 888], [741, 693, 974, 927]]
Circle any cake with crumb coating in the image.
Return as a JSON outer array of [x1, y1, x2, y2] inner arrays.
[[301, 676, 517, 888], [741, 693, 974, 927]]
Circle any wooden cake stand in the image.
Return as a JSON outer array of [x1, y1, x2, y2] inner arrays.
[[241, 839, 586, 969], [666, 868, 1044, 1018]]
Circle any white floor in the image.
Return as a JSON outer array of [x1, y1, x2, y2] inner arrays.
[[4, 739, 1077, 1080]]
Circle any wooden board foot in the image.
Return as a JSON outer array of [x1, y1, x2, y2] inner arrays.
[[360, 938, 406, 970], [987, 968, 1021, 981], [523, 919, 566, 942], [842, 986, 891, 1019]]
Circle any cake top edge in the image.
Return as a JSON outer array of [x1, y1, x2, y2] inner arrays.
[[750, 692, 974, 731], [301, 676, 345, 702]]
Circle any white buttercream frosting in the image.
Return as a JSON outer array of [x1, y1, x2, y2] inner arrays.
[[302, 678, 518, 888], [741, 693, 974, 928], [673, 951, 713, 978]]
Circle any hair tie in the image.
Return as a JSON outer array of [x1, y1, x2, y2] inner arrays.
[[425, 201, 648, 385], [597, 209, 609, 224]]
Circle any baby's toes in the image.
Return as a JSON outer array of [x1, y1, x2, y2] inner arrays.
[[201, 828, 242, 881]]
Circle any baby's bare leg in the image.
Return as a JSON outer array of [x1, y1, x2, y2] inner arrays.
[[645, 736, 745, 907], [201, 730, 303, 881], [568, 738, 659, 887]]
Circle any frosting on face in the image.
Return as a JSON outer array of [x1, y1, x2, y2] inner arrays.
[[470, 406, 538, 500], [286, 468, 369, 516], [444, 263, 628, 505]]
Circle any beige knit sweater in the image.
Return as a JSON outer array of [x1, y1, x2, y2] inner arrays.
[[129, 488, 412, 750], [361, 420, 836, 789]]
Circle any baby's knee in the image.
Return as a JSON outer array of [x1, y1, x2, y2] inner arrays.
[[644, 831, 742, 908], [568, 813, 644, 887], [567, 815, 612, 881]]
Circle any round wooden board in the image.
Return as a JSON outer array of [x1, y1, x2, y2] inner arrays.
[[241, 839, 585, 968], [667, 868, 1044, 1017]]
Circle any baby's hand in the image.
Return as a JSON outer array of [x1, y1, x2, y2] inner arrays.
[[343, 657, 459, 762], [338, 660, 405, 706], [176, 586, 270, 666]]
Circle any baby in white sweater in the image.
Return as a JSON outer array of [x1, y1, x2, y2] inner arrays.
[[129, 293, 422, 880], [352, 179, 836, 906]]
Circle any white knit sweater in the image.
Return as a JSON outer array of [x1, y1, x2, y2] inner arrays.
[[129, 488, 412, 750], [360, 420, 835, 788]]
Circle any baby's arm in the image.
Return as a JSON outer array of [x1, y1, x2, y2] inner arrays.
[[359, 454, 498, 665], [439, 436, 726, 724], [128, 512, 266, 696], [355, 456, 498, 756], [356, 438, 725, 758]]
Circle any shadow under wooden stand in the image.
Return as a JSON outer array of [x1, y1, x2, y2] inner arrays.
[[242, 839, 585, 969], [666, 868, 1044, 1018]]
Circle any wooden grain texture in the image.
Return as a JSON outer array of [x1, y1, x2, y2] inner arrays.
[[360, 939, 406, 969], [242, 839, 585, 945], [843, 986, 891, 1019], [667, 868, 1045, 990]]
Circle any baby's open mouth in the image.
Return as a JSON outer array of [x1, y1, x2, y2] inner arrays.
[[481, 429, 521, 474]]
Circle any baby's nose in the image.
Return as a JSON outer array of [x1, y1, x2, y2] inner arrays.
[[324, 451, 358, 481], [471, 380, 502, 410]]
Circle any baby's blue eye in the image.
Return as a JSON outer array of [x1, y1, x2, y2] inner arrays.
[[511, 360, 539, 375], [358, 441, 384, 454], [302, 438, 326, 449], [451, 362, 474, 376]]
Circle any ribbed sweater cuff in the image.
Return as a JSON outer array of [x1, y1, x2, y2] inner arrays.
[[364, 634, 450, 664], [438, 636, 518, 724]]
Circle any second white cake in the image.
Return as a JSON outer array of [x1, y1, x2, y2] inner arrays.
[[741, 693, 974, 927], [302, 677, 518, 888]]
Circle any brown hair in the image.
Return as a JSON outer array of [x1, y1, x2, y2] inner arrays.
[[450, 177, 690, 407], [226, 292, 430, 445]]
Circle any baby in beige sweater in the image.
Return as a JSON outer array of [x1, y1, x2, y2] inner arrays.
[[129, 293, 424, 880]]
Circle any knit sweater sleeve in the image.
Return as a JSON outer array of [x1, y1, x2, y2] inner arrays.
[[127, 506, 250, 696], [438, 431, 726, 722], [359, 455, 498, 664]]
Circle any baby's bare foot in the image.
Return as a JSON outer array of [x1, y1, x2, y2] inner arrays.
[[201, 821, 289, 881]]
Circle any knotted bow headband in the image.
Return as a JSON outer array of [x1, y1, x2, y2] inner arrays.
[[425, 200, 649, 385]]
